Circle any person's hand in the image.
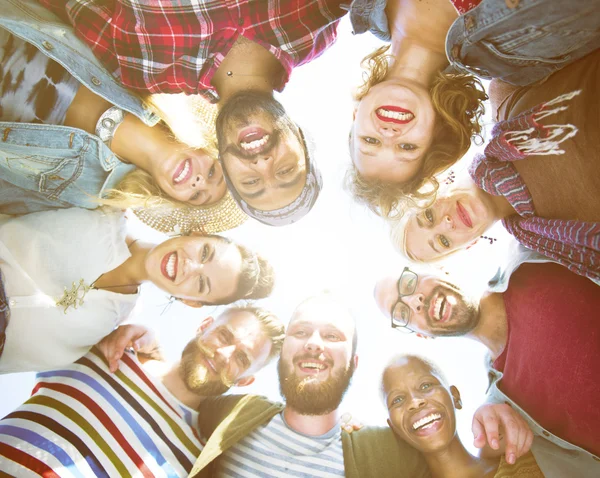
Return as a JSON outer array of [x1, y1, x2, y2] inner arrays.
[[96, 324, 158, 373], [340, 413, 363, 434], [472, 403, 533, 465]]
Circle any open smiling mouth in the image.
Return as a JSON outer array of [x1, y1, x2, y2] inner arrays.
[[412, 413, 442, 432], [173, 158, 193, 185], [238, 127, 271, 155], [376, 106, 415, 124], [297, 360, 329, 374], [161, 251, 178, 281], [432, 294, 453, 322]]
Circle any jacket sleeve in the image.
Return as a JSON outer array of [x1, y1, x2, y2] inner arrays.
[[342, 426, 431, 478], [196, 394, 248, 437]]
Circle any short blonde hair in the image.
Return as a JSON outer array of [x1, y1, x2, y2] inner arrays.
[[347, 46, 487, 219]]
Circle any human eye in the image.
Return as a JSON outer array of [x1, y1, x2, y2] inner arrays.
[[208, 164, 215, 179], [362, 136, 380, 145], [236, 351, 251, 369], [420, 382, 432, 391], [424, 208, 434, 223], [242, 178, 260, 186], [278, 166, 295, 176], [293, 329, 307, 337], [325, 333, 340, 341], [438, 235, 450, 249], [190, 191, 201, 202], [201, 244, 209, 262], [398, 143, 417, 151], [390, 395, 404, 407]]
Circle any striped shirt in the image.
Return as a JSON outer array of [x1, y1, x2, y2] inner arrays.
[[38, 0, 347, 102], [216, 412, 345, 477], [0, 349, 205, 477]]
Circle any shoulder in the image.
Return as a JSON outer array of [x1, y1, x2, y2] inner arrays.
[[342, 426, 430, 478]]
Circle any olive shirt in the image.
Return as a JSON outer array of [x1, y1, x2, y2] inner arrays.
[[191, 394, 431, 478], [488, 50, 600, 224]]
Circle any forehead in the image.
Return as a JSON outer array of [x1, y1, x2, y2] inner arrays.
[[383, 358, 435, 391], [213, 310, 262, 337], [289, 300, 355, 337]]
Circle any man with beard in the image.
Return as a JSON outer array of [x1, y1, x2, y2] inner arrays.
[[0, 306, 284, 477], [189, 293, 431, 478], [35, 1, 367, 224], [374, 262, 600, 477]]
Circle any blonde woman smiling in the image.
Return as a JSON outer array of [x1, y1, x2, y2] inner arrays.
[[0, 207, 273, 373]]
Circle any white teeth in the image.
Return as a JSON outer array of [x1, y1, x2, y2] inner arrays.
[[174, 160, 190, 184], [300, 362, 326, 370], [377, 108, 414, 121], [240, 134, 269, 151], [434, 296, 443, 321], [412, 413, 441, 430], [166, 253, 176, 280]]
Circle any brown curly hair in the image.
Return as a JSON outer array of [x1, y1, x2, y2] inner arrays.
[[347, 46, 487, 219]]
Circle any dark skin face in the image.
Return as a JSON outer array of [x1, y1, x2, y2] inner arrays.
[[383, 357, 461, 454]]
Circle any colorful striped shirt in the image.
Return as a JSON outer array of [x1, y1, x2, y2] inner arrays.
[[469, 99, 600, 283], [38, 0, 347, 102], [216, 412, 345, 477], [0, 349, 205, 477]]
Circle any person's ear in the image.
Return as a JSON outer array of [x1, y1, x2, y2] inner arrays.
[[352, 107, 357, 121], [180, 299, 205, 309], [450, 385, 462, 409], [235, 376, 255, 387], [197, 316, 214, 334], [353, 355, 359, 370], [465, 238, 479, 250], [387, 418, 393, 429]]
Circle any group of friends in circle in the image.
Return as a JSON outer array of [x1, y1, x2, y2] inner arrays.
[[0, 0, 598, 477]]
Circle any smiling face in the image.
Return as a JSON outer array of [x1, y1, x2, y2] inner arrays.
[[217, 92, 308, 211], [179, 311, 272, 396], [374, 270, 479, 337], [144, 234, 243, 305], [404, 185, 498, 261], [150, 142, 227, 207], [351, 79, 436, 183], [278, 298, 357, 415], [383, 357, 459, 454]]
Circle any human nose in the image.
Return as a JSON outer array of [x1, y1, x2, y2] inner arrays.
[[441, 214, 454, 231], [304, 330, 325, 352], [192, 174, 207, 189], [377, 124, 400, 138], [184, 257, 204, 275], [408, 394, 427, 411], [215, 344, 236, 362], [402, 293, 425, 315]]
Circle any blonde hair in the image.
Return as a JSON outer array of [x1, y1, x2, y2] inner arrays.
[[347, 46, 488, 219], [99, 93, 220, 210]]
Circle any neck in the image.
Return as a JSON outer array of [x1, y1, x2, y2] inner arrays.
[[94, 240, 152, 293], [488, 192, 517, 220], [425, 437, 492, 478], [283, 406, 340, 437], [158, 360, 206, 409], [211, 37, 281, 103], [388, 37, 450, 88], [467, 292, 508, 360]]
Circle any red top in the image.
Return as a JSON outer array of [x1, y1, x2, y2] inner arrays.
[[450, 0, 482, 14], [39, 0, 346, 100], [495, 262, 600, 456]]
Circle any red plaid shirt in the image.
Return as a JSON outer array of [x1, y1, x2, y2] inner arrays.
[[39, 0, 347, 101]]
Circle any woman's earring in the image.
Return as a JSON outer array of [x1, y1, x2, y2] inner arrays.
[[480, 235, 497, 245], [443, 171, 456, 185]]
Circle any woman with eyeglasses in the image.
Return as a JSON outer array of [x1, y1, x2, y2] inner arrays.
[[381, 354, 543, 477], [0, 207, 274, 374], [0, 3, 228, 218]]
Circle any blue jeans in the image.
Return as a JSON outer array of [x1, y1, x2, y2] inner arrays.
[[446, 0, 600, 85]]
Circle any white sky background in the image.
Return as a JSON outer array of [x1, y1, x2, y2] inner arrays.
[[0, 17, 515, 455]]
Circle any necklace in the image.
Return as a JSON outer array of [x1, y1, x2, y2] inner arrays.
[[55, 239, 141, 314]]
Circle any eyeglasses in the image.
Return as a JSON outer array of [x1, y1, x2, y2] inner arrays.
[[390, 267, 419, 333]]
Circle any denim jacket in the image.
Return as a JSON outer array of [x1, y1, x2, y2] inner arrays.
[[349, 0, 600, 86], [446, 0, 600, 85], [0, 0, 161, 214], [487, 368, 600, 477]]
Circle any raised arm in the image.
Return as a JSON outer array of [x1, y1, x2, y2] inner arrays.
[[96, 324, 164, 372]]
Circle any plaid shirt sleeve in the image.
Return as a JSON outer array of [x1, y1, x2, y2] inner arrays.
[[38, 0, 347, 96]]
